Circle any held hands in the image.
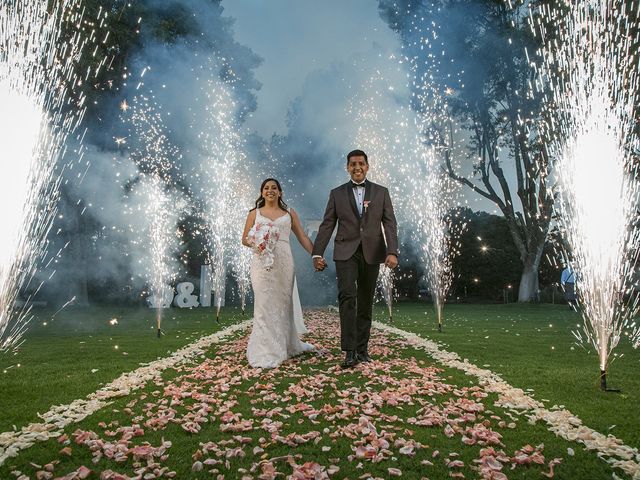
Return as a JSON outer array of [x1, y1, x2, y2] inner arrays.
[[313, 256, 327, 271], [313, 256, 395, 270], [384, 254, 398, 269]]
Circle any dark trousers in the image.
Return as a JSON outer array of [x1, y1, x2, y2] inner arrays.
[[335, 244, 380, 352]]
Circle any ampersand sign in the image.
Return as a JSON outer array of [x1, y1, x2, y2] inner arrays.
[[173, 282, 199, 308], [146, 285, 174, 308]]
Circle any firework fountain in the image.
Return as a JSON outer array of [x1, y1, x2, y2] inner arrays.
[[397, 5, 462, 332], [410, 67, 460, 333], [231, 149, 283, 316], [531, 0, 640, 389], [0, 0, 100, 352], [410, 143, 457, 333], [142, 177, 177, 338], [348, 3, 462, 331], [196, 64, 250, 322], [233, 248, 252, 315], [126, 94, 182, 337], [229, 172, 255, 317], [224, 178, 256, 321], [346, 61, 413, 321], [378, 266, 394, 321], [346, 52, 460, 326]]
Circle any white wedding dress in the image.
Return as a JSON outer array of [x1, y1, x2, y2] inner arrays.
[[247, 209, 314, 368]]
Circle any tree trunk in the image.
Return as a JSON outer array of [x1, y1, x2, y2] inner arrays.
[[518, 238, 545, 302], [518, 261, 540, 302]]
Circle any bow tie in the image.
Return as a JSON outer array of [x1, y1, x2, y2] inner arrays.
[[351, 181, 366, 188]]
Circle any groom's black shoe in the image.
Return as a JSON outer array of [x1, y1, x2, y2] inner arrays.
[[341, 350, 359, 369], [356, 351, 372, 363]]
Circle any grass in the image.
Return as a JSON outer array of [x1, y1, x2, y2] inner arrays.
[[0, 305, 248, 432], [383, 302, 640, 450], [0, 303, 638, 479]]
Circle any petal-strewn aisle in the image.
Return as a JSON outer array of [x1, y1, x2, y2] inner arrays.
[[1, 310, 634, 479]]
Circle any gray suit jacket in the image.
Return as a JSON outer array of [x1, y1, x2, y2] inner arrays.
[[312, 180, 398, 264]]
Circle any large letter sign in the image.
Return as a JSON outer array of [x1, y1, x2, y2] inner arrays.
[[173, 282, 199, 308]]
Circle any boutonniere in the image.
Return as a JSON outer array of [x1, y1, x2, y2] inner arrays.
[[363, 200, 371, 213]]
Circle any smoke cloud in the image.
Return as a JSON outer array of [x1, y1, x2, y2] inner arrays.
[[35, 0, 471, 307]]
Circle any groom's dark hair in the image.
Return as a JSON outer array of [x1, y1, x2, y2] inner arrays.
[[347, 149, 368, 165]]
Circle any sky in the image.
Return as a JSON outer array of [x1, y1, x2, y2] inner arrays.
[[221, 0, 401, 138]]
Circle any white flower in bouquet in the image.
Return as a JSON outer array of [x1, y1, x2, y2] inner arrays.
[[247, 221, 280, 270]]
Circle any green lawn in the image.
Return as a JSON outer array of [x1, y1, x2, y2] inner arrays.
[[0, 302, 638, 479], [0, 305, 248, 432], [382, 302, 640, 450]]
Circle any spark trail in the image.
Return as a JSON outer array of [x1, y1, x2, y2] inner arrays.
[[0, 0, 101, 352], [366, 4, 463, 330], [196, 65, 251, 322], [346, 61, 412, 321], [409, 65, 461, 333], [530, 0, 640, 389], [126, 94, 183, 336], [230, 177, 255, 316], [346, 52, 461, 328]]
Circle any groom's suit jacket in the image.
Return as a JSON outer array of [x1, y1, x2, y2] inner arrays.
[[312, 180, 398, 264]]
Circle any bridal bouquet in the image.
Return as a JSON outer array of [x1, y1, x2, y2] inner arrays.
[[247, 221, 280, 270]]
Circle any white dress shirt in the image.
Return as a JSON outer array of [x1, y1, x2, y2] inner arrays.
[[352, 181, 365, 215]]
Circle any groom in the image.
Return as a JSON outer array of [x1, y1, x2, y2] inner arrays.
[[312, 149, 398, 368]]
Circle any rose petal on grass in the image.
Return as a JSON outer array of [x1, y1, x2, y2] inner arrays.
[[77, 465, 92, 479], [327, 465, 339, 475], [399, 445, 415, 456], [289, 461, 329, 479], [541, 458, 563, 478], [59, 446, 72, 456]]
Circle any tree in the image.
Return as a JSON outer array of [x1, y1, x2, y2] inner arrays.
[[55, 0, 143, 115], [449, 208, 522, 301], [379, 0, 553, 301]]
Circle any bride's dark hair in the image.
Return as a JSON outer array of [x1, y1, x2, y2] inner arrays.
[[252, 178, 288, 212]]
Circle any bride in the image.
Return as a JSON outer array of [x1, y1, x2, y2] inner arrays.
[[242, 178, 315, 368]]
